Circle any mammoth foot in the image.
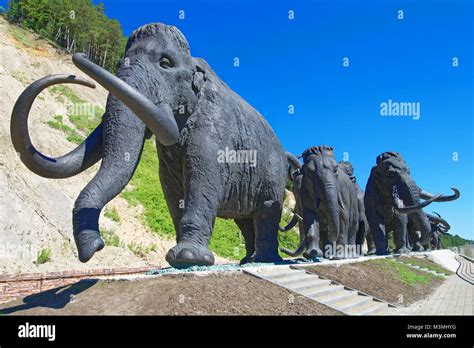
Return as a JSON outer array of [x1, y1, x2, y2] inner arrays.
[[239, 253, 256, 265], [253, 252, 283, 264], [412, 242, 424, 252], [303, 248, 323, 260], [395, 246, 411, 254], [74, 229, 105, 263], [367, 247, 377, 255], [166, 242, 215, 268]]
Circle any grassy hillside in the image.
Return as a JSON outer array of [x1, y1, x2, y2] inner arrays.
[[441, 234, 473, 249]]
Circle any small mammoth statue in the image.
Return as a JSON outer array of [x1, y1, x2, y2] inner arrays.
[[280, 146, 359, 259], [338, 161, 376, 255], [364, 152, 459, 255]]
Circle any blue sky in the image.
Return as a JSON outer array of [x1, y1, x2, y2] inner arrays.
[[4, 0, 472, 239]]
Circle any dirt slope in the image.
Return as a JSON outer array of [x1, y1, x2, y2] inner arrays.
[[0, 272, 341, 315], [0, 17, 227, 275]]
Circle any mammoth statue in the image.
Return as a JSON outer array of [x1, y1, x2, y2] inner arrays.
[[421, 212, 450, 250], [338, 161, 376, 255], [11, 23, 289, 267], [408, 212, 451, 251], [280, 146, 359, 259], [364, 152, 460, 255]]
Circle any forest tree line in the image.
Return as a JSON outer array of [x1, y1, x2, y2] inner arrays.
[[5, 0, 127, 72]]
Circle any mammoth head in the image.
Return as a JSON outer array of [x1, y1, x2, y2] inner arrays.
[[119, 24, 204, 119], [338, 161, 356, 183], [373, 152, 460, 214], [71, 23, 212, 146]]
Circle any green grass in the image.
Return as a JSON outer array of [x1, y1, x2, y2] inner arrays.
[[101, 229, 120, 247], [7, 25, 36, 48], [127, 242, 157, 258], [369, 259, 442, 286], [441, 234, 473, 249], [122, 139, 301, 260], [104, 207, 121, 223], [398, 257, 453, 275], [48, 85, 103, 133], [49, 85, 84, 105], [36, 248, 51, 264], [11, 70, 29, 85], [46, 115, 84, 145], [46, 85, 103, 144]]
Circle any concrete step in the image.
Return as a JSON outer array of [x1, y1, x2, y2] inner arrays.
[[332, 294, 372, 312], [304, 285, 346, 300], [243, 266, 396, 316], [288, 278, 332, 292], [264, 269, 306, 280], [314, 289, 358, 305], [278, 274, 316, 286], [347, 300, 389, 316]]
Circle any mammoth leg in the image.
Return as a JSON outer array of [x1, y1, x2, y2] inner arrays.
[[355, 219, 367, 255], [235, 218, 255, 265], [253, 200, 282, 263], [390, 214, 410, 254], [369, 213, 388, 255], [407, 217, 421, 251], [409, 211, 432, 250], [302, 208, 323, 259], [73, 100, 147, 262], [336, 218, 349, 259], [365, 230, 377, 255], [157, 149, 185, 243], [165, 168, 220, 267]]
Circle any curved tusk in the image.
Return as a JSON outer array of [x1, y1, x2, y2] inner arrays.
[[279, 213, 302, 232], [72, 53, 179, 146], [10, 74, 104, 178], [393, 190, 442, 214], [420, 188, 460, 202]]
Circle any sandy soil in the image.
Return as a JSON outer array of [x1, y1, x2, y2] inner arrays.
[[0, 17, 228, 275], [0, 272, 340, 315], [303, 260, 445, 306]]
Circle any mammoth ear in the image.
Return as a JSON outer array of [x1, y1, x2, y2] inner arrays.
[[191, 57, 210, 93]]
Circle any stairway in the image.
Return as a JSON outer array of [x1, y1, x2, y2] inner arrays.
[[244, 266, 394, 315]]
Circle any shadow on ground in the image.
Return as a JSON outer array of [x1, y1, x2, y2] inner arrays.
[[0, 279, 98, 315]]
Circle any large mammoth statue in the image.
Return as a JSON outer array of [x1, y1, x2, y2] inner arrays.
[[364, 152, 460, 255], [338, 161, 376, 255], [280, 146, 359, 259], [11, 23, 288, 267]]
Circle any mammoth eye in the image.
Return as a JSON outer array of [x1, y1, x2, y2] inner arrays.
[[159, 57, 173, 69]]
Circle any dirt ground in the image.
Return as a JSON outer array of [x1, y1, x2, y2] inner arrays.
[[303, 260, 445, 306], [0, 272, 341, 315]]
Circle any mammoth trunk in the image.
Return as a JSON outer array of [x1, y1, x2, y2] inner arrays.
[[320, 181, 340, 243]]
